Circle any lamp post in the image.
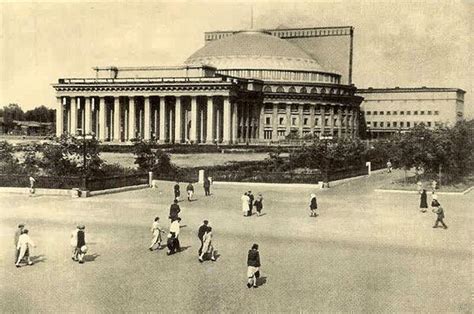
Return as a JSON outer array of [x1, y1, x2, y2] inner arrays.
[[77, 132, 94, 183], [319, 134, 333, 188]]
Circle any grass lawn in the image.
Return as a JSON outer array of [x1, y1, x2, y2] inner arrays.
[[0, 170, 471, 312]]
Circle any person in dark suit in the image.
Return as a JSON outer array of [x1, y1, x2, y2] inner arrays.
[[247, 243, 261, 288], [173, 182, 181, 201], [169, 199, 181, 222], [309, 193, 318, 217], [203, 177, 211, 196], [197, 220, 209, 255], [419, 189, 428, 213], [432, 202, 448, 229], [247, 191, 254, 216]]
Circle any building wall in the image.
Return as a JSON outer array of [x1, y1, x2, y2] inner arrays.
[[356, 88, 466, 138]]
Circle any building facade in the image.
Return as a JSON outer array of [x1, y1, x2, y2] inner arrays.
[[357, 87, 466, 138], [54, 28, 363, 143]]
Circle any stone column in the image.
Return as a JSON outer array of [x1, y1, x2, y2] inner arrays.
[[206, 97, 214, 143], [98, 97, 106, 141], [56, 97, 64, 137], [190, 96, 198, 143], [200, 107, 205, 143], [70, 97, 78, 136], [84, 97, 92, 135], [113, 97, 121, 142], [320, 105, 326, 136], [175, 96, 183, 143], [353, 108, 359, 138], [168, 107, 174, 143], [144, 96, 151, 140], [338, 106, 343, 138], [239, 104, 245, 141], [258, 104, 264, 141], [231, 102, 238, 144], [299, 104, 304, 137], [344, 107, 349, 137], [272, 103, 278, 140], [246, 102, 251, 142], [216, 108, 221, 142], [222, 96, 231, 144], [128, 97, 136, 141], [309, 104, 315, 135], [285, 103, 291, 136], [159, 97, 166, 143], [329, 105, 334, 136]]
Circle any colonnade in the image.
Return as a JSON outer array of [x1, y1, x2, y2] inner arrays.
[[56, 94, 262, 144]]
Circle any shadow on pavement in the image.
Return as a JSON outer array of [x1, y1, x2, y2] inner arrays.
[[84, 253, 100, 262]]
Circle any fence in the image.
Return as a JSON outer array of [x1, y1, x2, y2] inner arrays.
[[85, 174, 149, 191], [210, 171, 322, 184]]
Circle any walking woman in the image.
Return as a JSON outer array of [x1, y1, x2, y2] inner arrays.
[[254, 193, 264, 216], [419, 189, 428, 213], [309, 194, 318, 217], [199, 227, 216, 262]]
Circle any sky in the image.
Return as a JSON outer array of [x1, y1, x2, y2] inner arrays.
[[0, 0, 472, 117]]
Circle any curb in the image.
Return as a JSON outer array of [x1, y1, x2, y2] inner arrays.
[[89, 184, 150, 196], [375, 186, 473, 195], [0, 187, 71, 196]]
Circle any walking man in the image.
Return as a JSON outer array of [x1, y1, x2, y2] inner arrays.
[[29, 176, 36, 196], [309, 193, 318, 217], [419, 189, 428, 213], [432, 201, 448, 229], [247, 191, 254, 216], [198, 220, 209, 255], [247, 243, 261, 288], [16, 229, 36, 267], [254, 193, 264, 216], [149, 217, 165, 251], [169, 217, 181, 252], [14, 224, 25, 264], [186, 182, 194, 201], [174, 182, 181, 201], [199, 227, 216, 262], [203, 177, 211, 196], [169, 199, 181, 222]]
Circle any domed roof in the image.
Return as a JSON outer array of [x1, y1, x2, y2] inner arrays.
[[185, 30, 324, 72]]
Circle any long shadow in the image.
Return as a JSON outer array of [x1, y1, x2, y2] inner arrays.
[[257, 213, 267, 217], [30, 255, 47, 264], [256, 276, 267, 287], [83, 253, 100, 262]]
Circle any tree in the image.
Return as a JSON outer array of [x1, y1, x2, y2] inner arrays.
[[0, 141, 20, 174], [132, 139, 176, 175], [24, 106, 56, 122], [2, 104, 24, 133]]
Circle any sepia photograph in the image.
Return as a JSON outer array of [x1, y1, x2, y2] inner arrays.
[[0, 0, 472, 312]]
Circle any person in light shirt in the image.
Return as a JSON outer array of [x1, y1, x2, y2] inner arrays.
[[16, 229, 36, 267], [149, 217, 165, 251], [169, 217, 181, 252], [241, 192, 250, 216]]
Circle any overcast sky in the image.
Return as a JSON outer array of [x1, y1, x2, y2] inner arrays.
[[0, 0, 472, 117]]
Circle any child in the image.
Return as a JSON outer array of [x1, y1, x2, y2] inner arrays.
[[149, 217, 165, 251]]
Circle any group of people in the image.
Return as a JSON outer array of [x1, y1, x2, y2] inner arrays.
[[241, 191, 264, 217], [419, 190, 448, 229], [173, 178, 212, 203]]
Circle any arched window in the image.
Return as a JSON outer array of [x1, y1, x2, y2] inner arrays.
[[300, 87, 307, 94], [310, 87, 318, 94], [263, 85, 272, 92], [276, 86, 285, 93], [288, 86, 296, 93], [321, 88, 326, 94]]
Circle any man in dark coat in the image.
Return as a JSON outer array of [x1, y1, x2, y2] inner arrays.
[[173, 182, 181, 201], [247, 191, 254, 216], [74, 225, 87, 264], [203, 177, 211, 196], [169, 199, 181, 222], [247, 243, 261, 288], [197, 220, 209, 255], [432, 202, 448, 229], [419, 189, 428, 213]]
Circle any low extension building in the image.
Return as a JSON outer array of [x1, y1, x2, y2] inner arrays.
[[357, 87, 466, 138], [53, 27, 363, 144]]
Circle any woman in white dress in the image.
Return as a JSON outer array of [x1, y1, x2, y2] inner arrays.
[[198, 227, 216, 262]]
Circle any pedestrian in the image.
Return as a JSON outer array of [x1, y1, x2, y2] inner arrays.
[[186, 182, 194, 201], [199, 227, 216, 262], [386, 160, 392, 173], [169, 217, 181, 252], [309, 193, 318, 217], [166, 233, 178, 255], [174, 182, 181, 201], [254, 193, 264, 216], [241, 192, 250, 216], [16, 229, 36, 267], [169, 199, 181, 222], [72, 224, 87, 264], [29, 176, 36, 196], [419, 189, 428, 213], [149, 217, 165, 251], [247, 191, 254, 216], [432, 202, 448, 229], [197, 220, 209, 255], [14, 224, 25, 264], [203, 177, 211, 196], [246, 243, 261, 288], [431, 193, 439, 207], [431, 180, 438, 192]]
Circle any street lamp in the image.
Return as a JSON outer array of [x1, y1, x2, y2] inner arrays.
[[319, 134, 333, 188], [77, 132, 94, 176]]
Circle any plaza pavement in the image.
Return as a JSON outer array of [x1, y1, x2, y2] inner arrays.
[[0, 170, 471, 312]]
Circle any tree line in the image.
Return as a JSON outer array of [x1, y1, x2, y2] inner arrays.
[[0, 103, 56, 133]]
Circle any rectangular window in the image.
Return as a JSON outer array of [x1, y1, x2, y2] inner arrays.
[[265, 117, 271, 125], [303, 118, 308, 125], [366, 111, 371, 115], [292, 117, 297, 126], [393, 122, 397, 127], [386, 111, 391, 115], [380, 122, 384, 127], [325, 118, 329, 125], [427, 110, 432, 115], [400, 111, 405, 115], [420, 111, 425, 115], [414, 111, 418, 115], [373, 111, 377, 115], [387, 122, 391, 127], [264, 130, 272, 140], [373, 122, 378, 127], [279, 117, 284, 125], [434, 111, 439, 115], [407, 111, 411, 115], [379, 111, 384, 115], [400, 122, 404, 127], [393, 111, 398, 115], [407, 122, 411, 127], [315, 118, 319, 126], [427, 121, 432, 127]]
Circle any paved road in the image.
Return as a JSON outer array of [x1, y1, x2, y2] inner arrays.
[[0, 170, 471, 312]]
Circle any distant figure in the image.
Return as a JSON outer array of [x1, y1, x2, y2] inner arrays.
[[72, 225, 87, 264], [386, 160, 392, 173], [149, 217, 165, 251], [431, 180, 438, 192], [16, 229, 36, 267], [247, 243, 261, 288], [203, 177, 211, 196], [197, 220, 209, 255], [419, 189, 428, 213], [186, 182, 194, 201], [14, 224, 25, 263], [309, 193, 318, 217], [432, 201, 448, 229], [247, 191, 254, 216], [241, 192, 250, 216], [417, 181, 423, 193], [29, 176, 36, 196], [174, 182, 181, 201], [169, 217, 181, 252], [254, 193, 264, 216], [199, 226, 216, 262], [169, 199, 181, 222]]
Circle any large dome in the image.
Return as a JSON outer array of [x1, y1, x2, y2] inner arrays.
[[185, 30, 325, 72]]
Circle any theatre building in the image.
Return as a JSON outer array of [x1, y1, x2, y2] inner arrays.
[[53, 27, 363, 144]]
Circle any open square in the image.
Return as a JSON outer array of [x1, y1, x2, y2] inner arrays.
[[0, 171, 471, 312]]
